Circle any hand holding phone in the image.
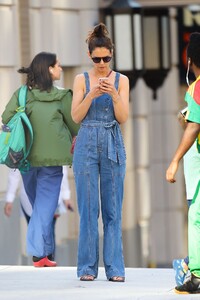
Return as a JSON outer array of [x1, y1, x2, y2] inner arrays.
[[99, 78, 109, 91]]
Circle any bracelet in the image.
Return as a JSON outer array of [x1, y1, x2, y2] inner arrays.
[[113, 95, 120, 104]]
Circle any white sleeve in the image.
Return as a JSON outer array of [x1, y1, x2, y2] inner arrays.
[[5, 169, 21, 203], [58, 166, 71, 205]]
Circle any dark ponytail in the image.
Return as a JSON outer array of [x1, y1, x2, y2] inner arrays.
[[18, 52, 57, 91]]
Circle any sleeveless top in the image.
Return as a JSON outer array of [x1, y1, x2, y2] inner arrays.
[[78, 72, 126, 165]]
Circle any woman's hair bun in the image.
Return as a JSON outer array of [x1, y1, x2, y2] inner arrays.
[[86, 23, 113, 53], [93, 23, 109, 38]]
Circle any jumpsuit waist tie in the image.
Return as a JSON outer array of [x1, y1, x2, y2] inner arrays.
[[81, 120, 125, 164]]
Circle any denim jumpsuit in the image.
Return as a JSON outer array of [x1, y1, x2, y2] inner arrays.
[[73, 72, 126, 279]]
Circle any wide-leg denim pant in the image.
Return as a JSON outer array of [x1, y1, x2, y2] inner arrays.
[[21, 166, 62, 257], [73, 125, 125, 279]]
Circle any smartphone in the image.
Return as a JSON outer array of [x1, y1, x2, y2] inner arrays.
[[99, 77, 109, 83]]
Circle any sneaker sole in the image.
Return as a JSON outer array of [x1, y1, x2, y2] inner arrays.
[[174, 288, 200, 294], [174, 289, 189, 294]]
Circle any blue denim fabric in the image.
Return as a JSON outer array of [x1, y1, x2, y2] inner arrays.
[[73, 72, 126, 279], [21, 166, 63, 257]]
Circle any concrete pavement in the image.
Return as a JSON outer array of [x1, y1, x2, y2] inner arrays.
[[0, 266, 199, 299]]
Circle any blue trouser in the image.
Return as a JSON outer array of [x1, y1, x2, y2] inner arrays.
[[73, 125, 125, 279], [21, 166, 62, 257]]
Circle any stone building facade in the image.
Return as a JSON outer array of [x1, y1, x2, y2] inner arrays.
[[0, 0, 193, 267]]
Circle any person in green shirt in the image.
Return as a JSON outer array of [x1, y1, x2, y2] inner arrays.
[[166, 32, 200, 294], [172, 110, 200, 286]]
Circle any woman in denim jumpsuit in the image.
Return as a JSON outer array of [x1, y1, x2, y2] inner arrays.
[[72, 23, 129, 282]]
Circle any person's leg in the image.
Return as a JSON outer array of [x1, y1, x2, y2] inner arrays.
[[175, 181, 200, 293], [183, 199, 192, 268], [24, 166, 62, 258], [182, 199, 192, 268], [21, 167, 37, 207], [100, 157, 125, 281], [21, 205, 31, 224], [188, 182, 200, 277], [73, 133, 99, 279], [172, 198, 192, 286], [51, 216, 58, 260]]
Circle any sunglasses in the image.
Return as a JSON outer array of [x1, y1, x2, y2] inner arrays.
[[91, 56, 112, 63]]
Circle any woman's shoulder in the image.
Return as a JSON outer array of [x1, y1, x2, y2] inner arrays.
[[7, 86, 22, 105], [117, 72, 129, 87], [117, 72, 128, 80], [74, 73, 87, 81], [11, 87, 23, 98], [73, 73, 87, 89]]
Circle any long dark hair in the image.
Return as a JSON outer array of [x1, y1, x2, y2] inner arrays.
[[18, 52, 57, 91], [86, 23, 114, 54]]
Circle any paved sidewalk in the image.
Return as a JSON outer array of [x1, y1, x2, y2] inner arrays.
[[0, 266, 199, 299]]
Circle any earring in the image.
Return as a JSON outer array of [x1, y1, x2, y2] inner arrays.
[[50, 69, 53, 74], [186, 59, 190, 86]]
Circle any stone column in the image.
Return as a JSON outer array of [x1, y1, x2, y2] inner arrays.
[[28, 0, 100, 265], [0, 0, 22, 263], [134, 8, 186, 267]]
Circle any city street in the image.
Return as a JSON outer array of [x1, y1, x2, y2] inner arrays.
[[0, 266, 199, 299]]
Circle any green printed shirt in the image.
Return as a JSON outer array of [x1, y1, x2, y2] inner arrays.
[[185, 75, 200, 152]]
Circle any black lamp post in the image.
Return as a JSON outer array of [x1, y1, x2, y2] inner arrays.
[[100, 0, 144, 89], [142, 8, 171, 99], [100, 1, 171, 99]]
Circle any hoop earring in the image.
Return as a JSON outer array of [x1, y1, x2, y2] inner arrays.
[[186, 59, 190, 86]]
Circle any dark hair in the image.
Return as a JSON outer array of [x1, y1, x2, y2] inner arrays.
[[18, 52, 57, 91], [187, 32, 200, 68], [86, 23, 114, 54]]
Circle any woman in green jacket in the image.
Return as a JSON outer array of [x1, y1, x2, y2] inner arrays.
[[1, 52, 79, 267]]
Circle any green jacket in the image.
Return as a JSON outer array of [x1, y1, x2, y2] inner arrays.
[[1, 86, 79, 167]]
